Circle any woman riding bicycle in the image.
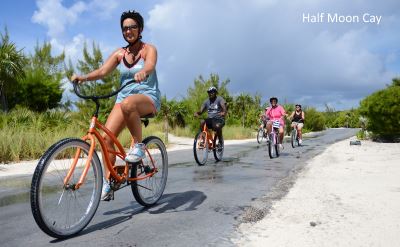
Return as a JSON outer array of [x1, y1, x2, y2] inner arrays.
[[265, 97, 286, 149], [71, 10, 161, 200], [289, 104, 305, 145], [194, 87, 227, 148]]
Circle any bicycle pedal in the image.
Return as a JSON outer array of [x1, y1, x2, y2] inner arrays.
[[144, 165, 155, 174]]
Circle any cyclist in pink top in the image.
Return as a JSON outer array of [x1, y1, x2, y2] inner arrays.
[[265, 97, 287, 149]]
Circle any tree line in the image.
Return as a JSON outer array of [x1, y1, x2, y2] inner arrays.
[[1, 28, 399, 141]]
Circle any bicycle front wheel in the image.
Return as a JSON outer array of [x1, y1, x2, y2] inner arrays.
[[213, 135, 224, 162], [30, 138, 102, 239], [268, 132, 280, 159], [275, 134, 280, 157], [256, 128, 264, 144], [291, 129, 296, 148], [193, 131, 209, 165], [268, 133, 275, 159], [131, 136, 168, 207]]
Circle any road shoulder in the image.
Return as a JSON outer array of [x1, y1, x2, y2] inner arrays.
[[232, 137, 400, 246]]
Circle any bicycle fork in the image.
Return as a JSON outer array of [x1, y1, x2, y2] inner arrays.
[[63, 136, 97, 190]]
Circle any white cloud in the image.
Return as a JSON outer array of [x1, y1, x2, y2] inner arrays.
[[49, 34, 86, 61], [29, 0, 400, 110], [88, 0, 119, 19], [32, 0, 86, 39], [146, 0, 400, 110]]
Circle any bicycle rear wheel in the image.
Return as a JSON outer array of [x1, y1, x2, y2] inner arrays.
[[30, 138, 102, 239], [213, 135, 224, 161], [193, 131, 209, 165], [131, 136, 168, 207], [256, 128, 264, 144]]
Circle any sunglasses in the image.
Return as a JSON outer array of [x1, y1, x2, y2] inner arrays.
[[122, 25, 139, 32]]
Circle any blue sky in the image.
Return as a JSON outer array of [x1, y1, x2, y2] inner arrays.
[[1, 0, 400, 110]]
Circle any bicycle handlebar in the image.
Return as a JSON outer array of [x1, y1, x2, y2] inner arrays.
[[72, 80, 138, 100]]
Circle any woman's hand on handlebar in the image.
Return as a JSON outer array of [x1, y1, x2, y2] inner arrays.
[[71, 74, 87, 84], [134, 71, 148, 82]]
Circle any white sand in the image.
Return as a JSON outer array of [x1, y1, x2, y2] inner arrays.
[[233, 138, 400, 246]]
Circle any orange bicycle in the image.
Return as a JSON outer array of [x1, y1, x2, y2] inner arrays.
[[193, 120, 224, 165], [30, 81, 168, 239]]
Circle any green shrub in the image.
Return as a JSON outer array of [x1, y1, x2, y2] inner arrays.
[[304, 107, 325, 131], [359, 78, 400, 140]]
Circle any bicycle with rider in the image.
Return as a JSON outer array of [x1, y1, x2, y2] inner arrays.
[[289, 104, 305, 145], [194, 86, 227, 148], [265, 97, 286, 149]]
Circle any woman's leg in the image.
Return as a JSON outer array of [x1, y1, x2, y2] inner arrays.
[[120, 94, 155, 143], [297, 124, 303, 139], [103, 104, 126, 178], [279, 126, 285, 144]]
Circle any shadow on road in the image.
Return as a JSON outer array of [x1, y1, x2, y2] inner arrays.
[[50, 190, 206, 242], [149, 190, 207, 214]]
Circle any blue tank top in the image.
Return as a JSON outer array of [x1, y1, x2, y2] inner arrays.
[[116, 47, 161, 112]]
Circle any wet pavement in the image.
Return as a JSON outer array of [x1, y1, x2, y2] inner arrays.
[[0, 128, 358, 247]]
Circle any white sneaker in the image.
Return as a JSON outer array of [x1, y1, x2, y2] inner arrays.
[[299, 139, 302, 145], [101, 179, 112, 201], [125, 143, 146, 163], [279, 144, 284, 150]]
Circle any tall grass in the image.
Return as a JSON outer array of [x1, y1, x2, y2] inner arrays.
[[170, 125, 255, 140], [0, 109, 167, 163], [1, 108, 257, 163], [0, 108, 83, 163]]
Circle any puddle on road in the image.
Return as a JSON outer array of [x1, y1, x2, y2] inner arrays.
[[0, 176, 31, 207], [213, 205, 245, 218], [0, 191, 29, 207], [193, 167, 223, 182]]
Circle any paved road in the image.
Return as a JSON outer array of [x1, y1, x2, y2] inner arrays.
[[0, 128, 357, 247]]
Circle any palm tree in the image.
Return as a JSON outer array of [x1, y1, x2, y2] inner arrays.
[[235, 93, 253, 128], [0, 28, 25, 112], [158, 96, 188, 143]]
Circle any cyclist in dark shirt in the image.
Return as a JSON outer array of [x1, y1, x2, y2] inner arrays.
[[194, 86, 227, 147], [289, 104, 305, 144]]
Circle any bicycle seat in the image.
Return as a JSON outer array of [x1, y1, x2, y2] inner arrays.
[[141, 113, 155, 127], [141, 113, 155, 119]]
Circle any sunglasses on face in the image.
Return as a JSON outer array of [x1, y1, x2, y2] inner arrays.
[[122, 25, 139, 32]]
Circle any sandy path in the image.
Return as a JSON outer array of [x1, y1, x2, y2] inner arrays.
[[233, 138, 400, 246]]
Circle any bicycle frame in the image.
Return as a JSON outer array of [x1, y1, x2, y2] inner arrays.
[[201, 123, 216, 149], [292, 122, 301, 139], [65, 116, 157, 190], [271, 126, 279, 144], [294, 127, 298, 139]]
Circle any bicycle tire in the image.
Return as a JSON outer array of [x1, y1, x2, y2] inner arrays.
[[291, 129, 296, 148], [268, 133, 274, 159], [275, 134, 280, 157], [256, 128, 264, 144], [213, 135, 224, 162], [131, 136, 168, 207], [30, 138, 102, 239], [193, 131, 209, 166]]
